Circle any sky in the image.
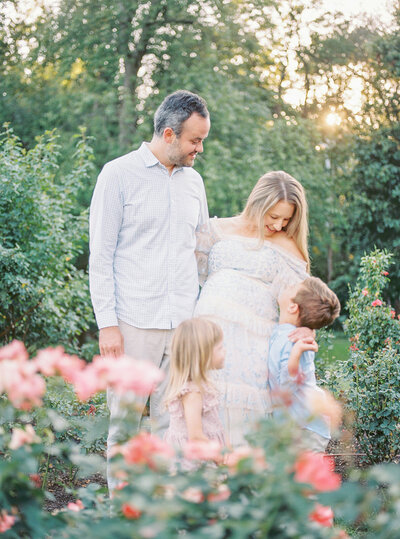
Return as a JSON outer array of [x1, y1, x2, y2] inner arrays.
[[321, 0, 394, 23]]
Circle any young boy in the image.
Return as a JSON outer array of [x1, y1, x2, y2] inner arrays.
[[268, 276, 341, 452]]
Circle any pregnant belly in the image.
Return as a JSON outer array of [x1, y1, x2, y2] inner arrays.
[[197, 269, 275, 317]]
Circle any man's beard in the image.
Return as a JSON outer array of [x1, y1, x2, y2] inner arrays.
[[168, 142, 195, 167]]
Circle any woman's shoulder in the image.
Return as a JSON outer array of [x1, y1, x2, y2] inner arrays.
[[269, 233, 306, 263], [213, 216, 256, 239]]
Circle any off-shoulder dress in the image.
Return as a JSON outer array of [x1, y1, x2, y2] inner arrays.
[[195, 217, 309, 447]]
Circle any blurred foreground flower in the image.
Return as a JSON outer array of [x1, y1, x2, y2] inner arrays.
[[122, 503, 141, 519], [181, 487, 204, 503], [225, 445, 267, 472], [309, 503, 334, 527], [9, 424, 40, 450], [308, 388, 342, 430], [67, 500, 84, 512], [116, 432, 174, 469], [72, 355, 164, 401], [0, 511, 15, 533], [184, 439, 222, 461], [207, 484, 231, 502], [294, 451, 341, 491]]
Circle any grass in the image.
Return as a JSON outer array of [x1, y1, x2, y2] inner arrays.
[[329, 332, 350, 363]]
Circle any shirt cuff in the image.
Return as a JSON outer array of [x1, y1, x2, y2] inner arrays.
[[95, 311, 119, 329]]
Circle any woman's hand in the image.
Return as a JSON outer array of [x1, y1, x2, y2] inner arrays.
[[288, 326, 316, 343]]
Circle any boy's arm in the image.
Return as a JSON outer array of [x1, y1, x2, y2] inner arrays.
[[287, 338, 318, 377]]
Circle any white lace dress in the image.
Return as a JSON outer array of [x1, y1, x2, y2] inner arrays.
[[194, 217, 309, 447]]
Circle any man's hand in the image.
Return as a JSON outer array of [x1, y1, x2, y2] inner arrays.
[[99, 326, 124, 357], [288, 326, 316, 342]]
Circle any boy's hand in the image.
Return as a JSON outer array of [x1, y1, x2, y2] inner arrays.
[[288, 326, 316, 342], [288, 337, 318, 377]]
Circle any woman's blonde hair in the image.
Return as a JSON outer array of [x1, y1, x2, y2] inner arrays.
[[164, 317, 223, 406], [242, 171, 310, 271]]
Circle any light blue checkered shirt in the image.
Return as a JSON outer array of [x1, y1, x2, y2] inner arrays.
[[89, 142, 209, 330]]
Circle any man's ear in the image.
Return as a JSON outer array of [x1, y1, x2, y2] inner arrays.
[[163, 127, 175, 144], [288, 301, 299, 315]]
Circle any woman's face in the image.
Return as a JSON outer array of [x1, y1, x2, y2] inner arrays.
[[263, 200, 295, 236]]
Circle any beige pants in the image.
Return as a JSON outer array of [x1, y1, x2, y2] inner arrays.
[[300, 428, 330, 453], [107, 320, 173, 491]]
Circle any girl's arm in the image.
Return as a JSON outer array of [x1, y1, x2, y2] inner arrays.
[[182, 391, 209, 442]]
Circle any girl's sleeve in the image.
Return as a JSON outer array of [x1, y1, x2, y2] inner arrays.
[[195, 218, 219, 286]]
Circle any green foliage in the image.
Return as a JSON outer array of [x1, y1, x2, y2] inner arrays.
[[340, 249, 400, 463], [39, 377, 108, 454], [0, 126, 95, 355], [347, 125, 400, 307]]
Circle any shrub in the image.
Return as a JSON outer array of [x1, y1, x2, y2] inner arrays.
[[0, 340, 356, 538], [341, 249, 400, 463], [0, 125, 94, 356]]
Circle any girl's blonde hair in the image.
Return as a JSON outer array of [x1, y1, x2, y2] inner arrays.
[[164, 317, 223, 406], [241, 170, 310, 271]]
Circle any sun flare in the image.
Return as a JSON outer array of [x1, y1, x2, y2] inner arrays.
[[325, 112, 342, 126]]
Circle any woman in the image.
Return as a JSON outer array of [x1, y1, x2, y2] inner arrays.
[[194, 170, 310, 447]]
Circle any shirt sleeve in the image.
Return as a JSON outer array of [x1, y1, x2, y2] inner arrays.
[[89, 164, 123, 329], [279, 346, 316, 389], [194, 179, 212, 287]]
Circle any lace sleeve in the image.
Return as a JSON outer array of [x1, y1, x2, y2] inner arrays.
[[271, 257, 309, 299], [195, 218, 219, 286]]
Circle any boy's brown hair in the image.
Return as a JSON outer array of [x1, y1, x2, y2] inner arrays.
[[293, 276, 341, 330]]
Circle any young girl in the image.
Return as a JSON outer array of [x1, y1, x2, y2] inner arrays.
[[164, 317, 226, 468]]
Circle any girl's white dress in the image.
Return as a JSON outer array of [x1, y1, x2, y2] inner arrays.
[[194, 217, 309, 447]]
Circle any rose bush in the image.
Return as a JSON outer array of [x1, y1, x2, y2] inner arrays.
[[1, 339, 400, 538], [335, 249, 400, 463]]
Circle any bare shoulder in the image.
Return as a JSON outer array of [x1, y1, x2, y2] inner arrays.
[[271, 232, 305, 262], [214, 216, 240, 235]]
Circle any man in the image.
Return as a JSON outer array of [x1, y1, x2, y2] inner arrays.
[[89, 90, 210, 487]]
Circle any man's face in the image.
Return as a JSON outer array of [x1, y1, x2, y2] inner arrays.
[[166, 112, 210, 167]]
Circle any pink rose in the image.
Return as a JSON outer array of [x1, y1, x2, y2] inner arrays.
[[9, 424, 40, 450], [181, 487, 204, 503], [207, 484, 231, 502], [390, 310, 396, 319], [0, 511, 16, 533], [0, 359, 46, 410], [309, 503, 334, 527], [294, 451, 341, 492], [381, 271, 389, 276], [119, 432, 174, 469], [0, 340, 28, 361], [362, 288, 368, 296], [183, 439, 222, 461], [371, 299, 383, 307], [122, 503, 141, 519], [225, 445, 267, 471], [67, 500, 84, 512]]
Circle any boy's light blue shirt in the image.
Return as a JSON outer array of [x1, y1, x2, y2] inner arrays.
[[268, 323, 330, 439]]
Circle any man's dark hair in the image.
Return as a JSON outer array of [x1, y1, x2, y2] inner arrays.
[[154, 90, 209, 137]]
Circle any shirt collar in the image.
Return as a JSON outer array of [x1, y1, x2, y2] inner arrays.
[[138, 142, 184, 173], [138, 142, 160, 168]]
